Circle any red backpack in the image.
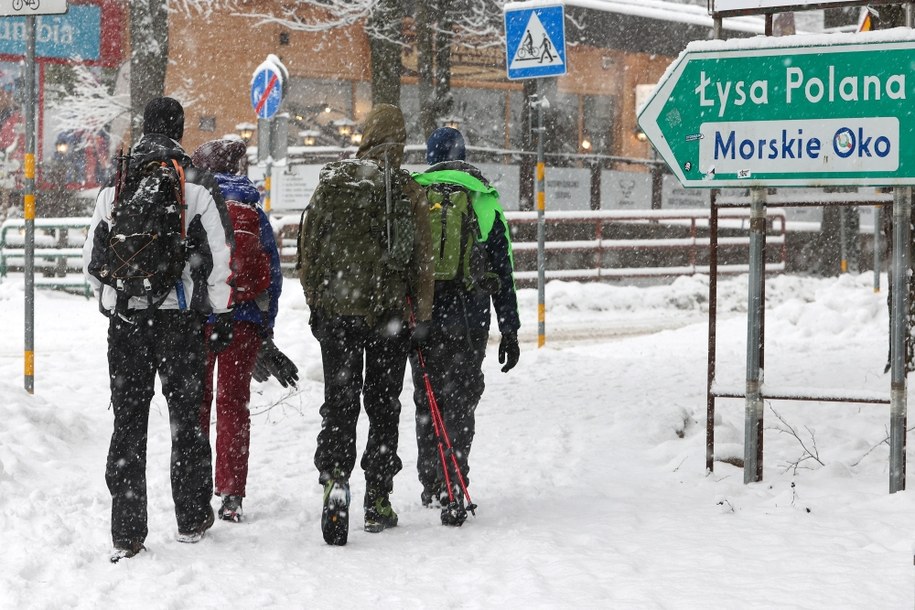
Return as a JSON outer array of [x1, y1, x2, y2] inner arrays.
[[226, 200, 271, 302]]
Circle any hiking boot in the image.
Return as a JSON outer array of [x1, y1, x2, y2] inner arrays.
[[322, 475, 351, 546], [110, 541, 146, 563], [420, 483, 442, 509], [218, 495, 244, 523], [364, 487, 398, 533], [439, 485, 467, 527], [176, 505, 215, 543]]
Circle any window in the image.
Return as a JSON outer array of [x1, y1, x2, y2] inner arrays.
[[199, 116, 216, 132]]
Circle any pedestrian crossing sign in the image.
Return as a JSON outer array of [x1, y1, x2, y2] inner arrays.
[[504, 3, 567, 80]]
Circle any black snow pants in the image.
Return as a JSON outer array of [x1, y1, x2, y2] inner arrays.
[[410, 326, 487, 495], [312, 314, 409, 493], [105, 309, 213, 547]]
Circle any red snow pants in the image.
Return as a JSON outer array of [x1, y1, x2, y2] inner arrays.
[[202, 320, 261, 497]]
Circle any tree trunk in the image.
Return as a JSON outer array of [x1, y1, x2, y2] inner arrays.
[[416, 0, 453, 140], [129, 0, 169, 145], [417, 1, 435, 138], [368, 0, 403, 107]]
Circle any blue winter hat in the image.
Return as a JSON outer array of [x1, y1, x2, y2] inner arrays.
[[426, 127, 466, 164]]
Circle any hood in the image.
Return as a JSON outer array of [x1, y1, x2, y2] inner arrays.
[[356, 104, 406, 169], [192, 138, 247, 175], [214, 172, 260, 205], [131, 133, 191, 168], [425, 161, 490, 187], [412, 168, 497, 196]]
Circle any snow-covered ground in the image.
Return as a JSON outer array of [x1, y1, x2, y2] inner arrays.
[[1, 271, 913, 608]]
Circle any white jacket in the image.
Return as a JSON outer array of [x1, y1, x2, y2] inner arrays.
[[82, 136, 234, 315]]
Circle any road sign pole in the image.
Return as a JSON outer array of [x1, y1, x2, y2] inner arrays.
[[23, 15, 36, 394], [744, 187, 766, 484], [874, 206, 881, 293], [534, 84, 546, 348], [889, 186, 909, 493]]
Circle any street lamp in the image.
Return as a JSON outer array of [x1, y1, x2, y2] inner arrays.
[[55, 141, 69, 155], [333, 117, 356, 138], [235, 122, 256, 144], [580, 137, 592, 152], [299, 129, 321, 146], [634, 128, 648, 143], [350, 132, 363, 145]]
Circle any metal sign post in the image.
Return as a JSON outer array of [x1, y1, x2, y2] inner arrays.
[[3, 0, 69, 394], [23, 15, 35, 393], [504, 2, 567, 348], [250, 55, 287, 214]]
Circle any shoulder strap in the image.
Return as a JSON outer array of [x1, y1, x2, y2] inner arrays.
[[170, 159, 187, 239]]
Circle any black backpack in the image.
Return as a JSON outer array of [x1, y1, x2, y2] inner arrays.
[[99, 150, 188, 312]]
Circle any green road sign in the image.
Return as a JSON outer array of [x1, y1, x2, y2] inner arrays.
[[637, 32, 915, 188]]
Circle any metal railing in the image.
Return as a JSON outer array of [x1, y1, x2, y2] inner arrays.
[[504, 208, 788, 282], [0, 217, 92, 295]]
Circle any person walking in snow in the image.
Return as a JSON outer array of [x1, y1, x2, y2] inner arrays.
[[297, 103, 434, 545], [410, 127, 520, 526], [83, 97, 235, 562], [191, 138, 297, 524]]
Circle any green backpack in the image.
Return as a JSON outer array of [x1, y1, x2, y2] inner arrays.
[[297, 158, 415, 324], [425, 182, 490, 292]]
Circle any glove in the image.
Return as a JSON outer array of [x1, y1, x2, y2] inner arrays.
[[498, 332, 520, 373], [256, 337, 299, 388], [208, 312, 234, 354], [410, 320, 432, 349], [251, 349, 271, 383]]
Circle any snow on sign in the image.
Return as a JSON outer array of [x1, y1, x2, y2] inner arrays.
[[0, 0, 67, 16], [637, 31, 915, 188], [503, 3, 566, 80]]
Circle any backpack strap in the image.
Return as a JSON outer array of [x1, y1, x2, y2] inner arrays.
[[170, 159, 187, 239]]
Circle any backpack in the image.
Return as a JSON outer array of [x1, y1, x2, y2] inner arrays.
[[102, 151, 187, 312], [424, 182, 489, 292], [226, 200, 270, 302], [297, 158, 415, 324]]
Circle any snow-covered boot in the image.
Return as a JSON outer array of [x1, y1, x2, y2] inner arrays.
[[440, 485, 467, 527], [176, 505, 215, 543], [322, 474, 350, 546], [109, 541, 146, 563], [364, 486, 398, 533], [219, 495, 244, 523]]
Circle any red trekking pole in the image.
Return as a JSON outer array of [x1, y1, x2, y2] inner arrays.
[[407, 298, 477, 516]]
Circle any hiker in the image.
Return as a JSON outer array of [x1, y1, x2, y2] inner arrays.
[[83, 97, 234, 562], [410, 127, 520, 526], [191, 138, 297, 524], [297, 103, 433, 545]]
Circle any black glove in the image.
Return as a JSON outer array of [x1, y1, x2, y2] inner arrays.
[[410, 320, 432, 349], [208, 312, 234, 354], [251, 350, 271, 383], [498, 332, 520, 373], [256, 337, 299, 388]]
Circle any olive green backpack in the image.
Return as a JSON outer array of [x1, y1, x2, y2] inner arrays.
[[297, 158, 415, 324]]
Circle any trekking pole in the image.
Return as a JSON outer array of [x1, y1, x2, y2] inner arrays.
[[407, 297, 477, 515]]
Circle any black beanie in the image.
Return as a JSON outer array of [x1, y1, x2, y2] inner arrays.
[[143, 96, 184, 142]]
